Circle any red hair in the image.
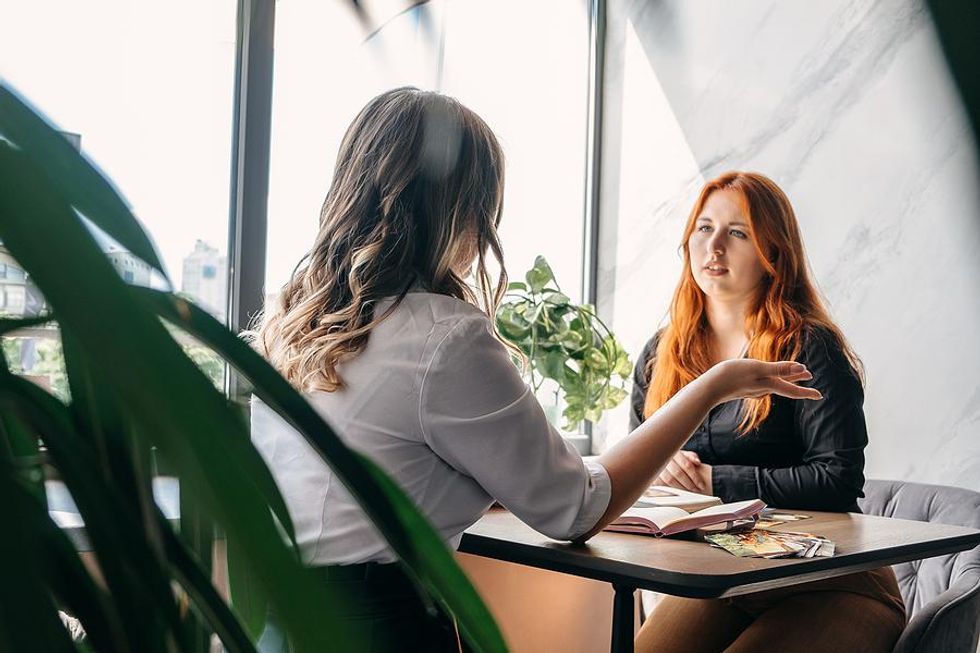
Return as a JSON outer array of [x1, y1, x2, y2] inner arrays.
[[644, 171, 862, 432]]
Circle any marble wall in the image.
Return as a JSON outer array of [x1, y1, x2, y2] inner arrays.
[[595, 0, 980, 492]]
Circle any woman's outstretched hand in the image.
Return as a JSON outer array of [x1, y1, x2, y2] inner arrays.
[[579, 359, 820, 542], [707, 359, 822, 404]]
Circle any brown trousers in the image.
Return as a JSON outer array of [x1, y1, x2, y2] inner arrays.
[[635, 567, 907, 653]]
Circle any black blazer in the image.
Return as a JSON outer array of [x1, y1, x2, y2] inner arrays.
[[630, 327, 867, 512]]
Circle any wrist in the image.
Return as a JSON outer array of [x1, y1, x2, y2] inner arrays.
[[701, 362, 732, 407]]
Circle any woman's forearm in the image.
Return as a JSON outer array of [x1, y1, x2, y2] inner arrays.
[[578, 369, 723, 540], [748, 460, 863, 511]]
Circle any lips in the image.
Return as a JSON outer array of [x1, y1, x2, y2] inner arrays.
[[703, 262, 728, 274]]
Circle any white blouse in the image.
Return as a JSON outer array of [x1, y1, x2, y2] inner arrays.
[[250, 290, 611, 565]]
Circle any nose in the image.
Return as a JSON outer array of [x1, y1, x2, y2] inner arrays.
[[706, 230, 725, 256]]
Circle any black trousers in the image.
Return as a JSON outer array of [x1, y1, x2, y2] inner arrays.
[[257, 562, 460, 653]]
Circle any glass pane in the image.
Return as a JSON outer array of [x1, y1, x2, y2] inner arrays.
[[0, 0, 237, 391], [440, 2, 590, 301], [266, 1, 590, 303]]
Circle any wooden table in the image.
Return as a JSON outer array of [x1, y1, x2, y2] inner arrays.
[[459, 508, 980, 653]]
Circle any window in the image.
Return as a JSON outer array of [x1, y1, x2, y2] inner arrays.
[[265, 1, 590, 304], [0, 0, 238, 391]]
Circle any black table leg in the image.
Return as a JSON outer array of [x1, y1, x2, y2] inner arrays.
[[610, 583, 635, 653]]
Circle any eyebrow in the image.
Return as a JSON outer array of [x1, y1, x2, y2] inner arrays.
[[696, 216, 749, 228]]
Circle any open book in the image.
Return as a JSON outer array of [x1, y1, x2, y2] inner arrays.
[[605, 499, 766, 537], [641, 485, 724, 513]]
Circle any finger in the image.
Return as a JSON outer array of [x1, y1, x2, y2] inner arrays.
[[769, 377, 823, 400], [659, 469, 679, 488], [676, 454, 702, 478], [697, 466, 711, 494], [664, 463, 693, 491], [668, 460, 701, 492], [680, 450, 701, 465], [754, 361, 813, 383], [780, 369, 813, 382], [774, 361, 808, 377]]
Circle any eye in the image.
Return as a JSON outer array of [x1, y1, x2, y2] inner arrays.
[[697, 224, 712, 233], [730, 229, 748, 239]]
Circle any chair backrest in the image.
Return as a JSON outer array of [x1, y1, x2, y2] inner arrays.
[[858, 479, 980, 615], [860, 479, 980, 653]]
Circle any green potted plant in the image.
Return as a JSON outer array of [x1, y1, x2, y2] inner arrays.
[[495, 256, 631, 451]]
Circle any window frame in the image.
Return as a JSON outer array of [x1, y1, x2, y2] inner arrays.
[[226, 0, 607, 443]]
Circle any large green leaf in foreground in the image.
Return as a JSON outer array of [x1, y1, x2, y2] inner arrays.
[[139, 288, 506, 653], [0, 86, 166, 278], [0, 139, 356, 652], [0, 84, 506, 652]]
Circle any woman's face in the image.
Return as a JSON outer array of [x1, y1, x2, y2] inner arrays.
[[687, 189, 767, 305]]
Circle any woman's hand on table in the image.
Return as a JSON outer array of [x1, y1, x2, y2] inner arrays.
[[655, 450, 712, 494]]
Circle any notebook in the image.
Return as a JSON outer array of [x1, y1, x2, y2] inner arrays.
[[605, 499, 766, 537], [641, 485, 724, 513]]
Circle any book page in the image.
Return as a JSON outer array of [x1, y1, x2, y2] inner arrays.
[[659, 499, 765, 531], [615, 505, 689, 530], [642, 485, 723, 512], [690, 499, 765, 520]]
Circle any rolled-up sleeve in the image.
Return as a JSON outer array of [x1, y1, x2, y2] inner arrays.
[[418, 313, 611, 541]]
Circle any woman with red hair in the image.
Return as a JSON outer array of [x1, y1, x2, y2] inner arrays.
[[632, 172, 906, 653]]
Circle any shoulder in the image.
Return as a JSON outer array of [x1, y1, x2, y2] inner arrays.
[[798, 324, 847, 362], [797, 324, 862, 388], [393, 292, 500, 362], [638, 328, 665, 366], [383, 291, 492, 342], [632, 328, 665, 388], [365, 292, 497, 375]]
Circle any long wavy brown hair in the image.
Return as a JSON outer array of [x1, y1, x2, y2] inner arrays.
[[253, 87, 508, 392], [644, 171, 862, 432]]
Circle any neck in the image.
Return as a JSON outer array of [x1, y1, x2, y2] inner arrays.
[[704, 297, 750, 359]]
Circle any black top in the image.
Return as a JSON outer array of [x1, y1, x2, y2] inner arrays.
[[629, 327, 867, 512]]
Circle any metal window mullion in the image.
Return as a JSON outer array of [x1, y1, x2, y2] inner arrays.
[[226, 0, 276, 398], [581, 0, 606, 447], [582, 0, 605, 309], [194, 2, 276, 638]]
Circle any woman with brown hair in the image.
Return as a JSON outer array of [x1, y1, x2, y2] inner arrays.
[[632, 171, 906, 653], [250, 91, 821, 652]]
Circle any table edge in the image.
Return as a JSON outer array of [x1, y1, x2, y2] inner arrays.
[[458, 529, 980, 598]]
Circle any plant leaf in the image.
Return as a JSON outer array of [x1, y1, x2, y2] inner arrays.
[[0, 93, 505, 652], [0, 84, 167, 278], [25, 483, 130, 652], [158, 509, 258, 653], [525, 256, 554, 292], [138, 288, 508, 653], [0, 461, 78, 653], [0, 315, 55, 336], [1, 370, 184, 651], [0, 141, 358, 652]]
